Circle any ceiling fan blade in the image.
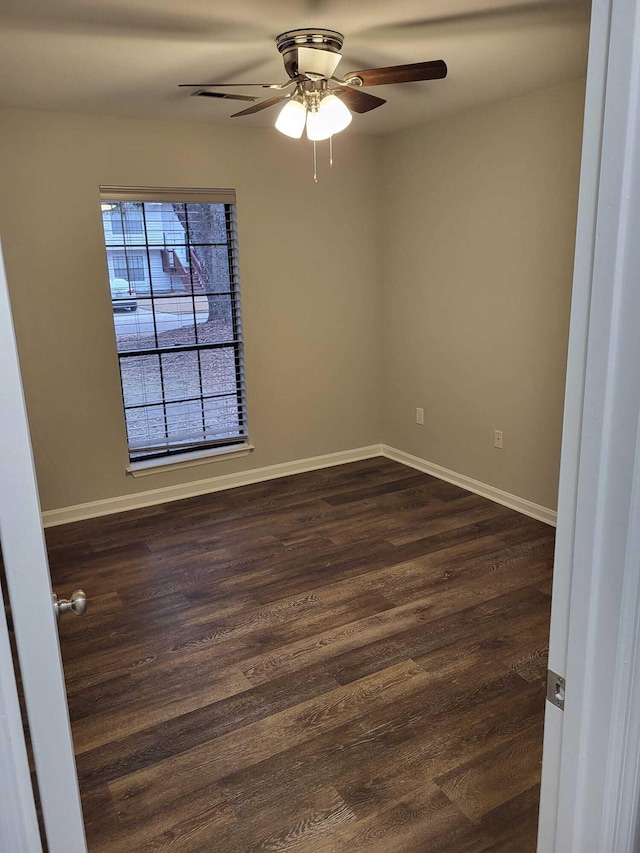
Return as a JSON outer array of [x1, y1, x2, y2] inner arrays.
[[179, 83, 286, 89], [230, 94, 290, 117], [193, 91, 258, 102], [344, 60, 447, 86], [333, 87, 386, 114]]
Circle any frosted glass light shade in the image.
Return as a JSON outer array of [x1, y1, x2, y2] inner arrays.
[[306, 94, 352, 140], [275, 99, 307, 138]]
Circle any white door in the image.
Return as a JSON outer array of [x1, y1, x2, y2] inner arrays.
[[0, 238, 86, 852]]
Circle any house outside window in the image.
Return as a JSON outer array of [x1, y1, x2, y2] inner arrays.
[[100, 186, 248, 463]]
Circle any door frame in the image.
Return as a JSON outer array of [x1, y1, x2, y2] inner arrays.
[[536, 0, 613, 844]]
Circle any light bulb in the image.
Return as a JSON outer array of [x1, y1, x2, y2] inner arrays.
[[306, 93, 352, 141], [275, 99, 306, 139]]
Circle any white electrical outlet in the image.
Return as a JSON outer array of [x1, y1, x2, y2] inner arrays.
[[494, 430, 504, 449], [416, 407, 425, 425]]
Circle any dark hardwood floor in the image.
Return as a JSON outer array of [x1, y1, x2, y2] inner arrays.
[[45, 457, 554, 852]]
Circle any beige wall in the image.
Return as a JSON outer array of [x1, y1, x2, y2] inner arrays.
[[0, 81, 584, 515], [380, 80, 585, 510], [0, 108, 382, 511]]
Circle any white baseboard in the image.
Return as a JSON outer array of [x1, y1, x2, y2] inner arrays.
[[381, 445, 557, 527], [41, 444, 384, 527], [42, 442, 557, 529]]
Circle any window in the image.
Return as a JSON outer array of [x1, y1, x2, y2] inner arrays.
[[110, 252, 147, 284], [109, 203, 144, 236], [99, 186, 248, 463]]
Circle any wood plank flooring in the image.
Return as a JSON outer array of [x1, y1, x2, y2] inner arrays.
[[45, 458, 554, 852]]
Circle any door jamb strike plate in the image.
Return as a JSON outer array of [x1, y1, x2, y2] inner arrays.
[[547, 669, 566, 710]]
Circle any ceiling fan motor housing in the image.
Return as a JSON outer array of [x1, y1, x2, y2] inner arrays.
[[276, 29, 344, 81]]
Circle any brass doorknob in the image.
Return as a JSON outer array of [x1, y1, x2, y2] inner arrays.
[[53, 590, 87, 619]]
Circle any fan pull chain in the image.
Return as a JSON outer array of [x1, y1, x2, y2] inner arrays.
[[313, 140, 318, 183], [329, 136, 333, 167]]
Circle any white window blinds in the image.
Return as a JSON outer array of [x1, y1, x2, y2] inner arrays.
[[99, 186, 248, 461]]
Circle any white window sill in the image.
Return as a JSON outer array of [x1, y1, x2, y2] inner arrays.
[[126, 443, 254, 478]]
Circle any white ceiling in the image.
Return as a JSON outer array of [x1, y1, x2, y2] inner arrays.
[[0, 0, 591, 134]]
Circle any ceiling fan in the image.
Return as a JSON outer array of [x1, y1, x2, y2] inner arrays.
[[180, 28, 447, 149]]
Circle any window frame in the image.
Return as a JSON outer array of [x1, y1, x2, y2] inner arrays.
[[99, 186, 249, 466], [110, 252, 147, 284], [109, 203, 144, 236]]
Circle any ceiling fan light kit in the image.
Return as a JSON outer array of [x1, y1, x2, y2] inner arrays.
[[277, 88, 353, 142], [305, 94, 352, 140], [181, 27, 447, 180], [274, 98, 306, 139]]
